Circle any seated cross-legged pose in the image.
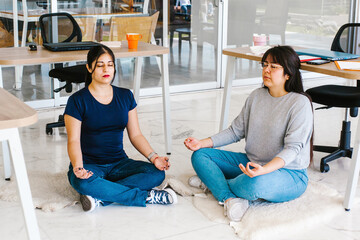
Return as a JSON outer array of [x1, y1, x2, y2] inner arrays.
[[184, 46, 313, 222], [65, 44, 177, 212]]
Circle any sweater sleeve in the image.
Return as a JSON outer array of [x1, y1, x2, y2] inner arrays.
[[211, 98, 249, 148], [276, 97, 313, 167]]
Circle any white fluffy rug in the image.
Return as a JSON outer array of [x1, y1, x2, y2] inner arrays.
[[0, 171, 193, 212], [0, 169, 347, 240], [0, 171, 79, 212], [192, 179, 345, 240]]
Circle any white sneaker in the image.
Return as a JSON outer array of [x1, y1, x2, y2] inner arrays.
[[224, 198, 249, 222], [188, 175, 207, 191], [80, 195, 101, 212]]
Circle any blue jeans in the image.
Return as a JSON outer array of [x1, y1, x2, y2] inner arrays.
[[181, 5, 190, 14], [191, 148, 308, 203], [68, 158, 165, 207]]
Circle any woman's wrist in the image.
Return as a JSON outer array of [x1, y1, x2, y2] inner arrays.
[[73, 166, 84, 174], [147, 151, 158, 163], [201, 138, 213, 148]]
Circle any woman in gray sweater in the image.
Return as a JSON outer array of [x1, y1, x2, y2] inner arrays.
[[184, 46, 313, 222]]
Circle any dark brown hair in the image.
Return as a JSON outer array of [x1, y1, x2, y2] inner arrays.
[[85, 44, 116, 86]]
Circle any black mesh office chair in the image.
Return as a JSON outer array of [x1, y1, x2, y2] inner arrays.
[[39, 12, 88, 134], [306, 23, 360, 172]]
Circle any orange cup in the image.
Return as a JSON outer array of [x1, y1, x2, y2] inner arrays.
[[126, 33, 142, 49]]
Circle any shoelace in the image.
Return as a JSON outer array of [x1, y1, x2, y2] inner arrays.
[[147, 190, 169, 204], [94, 198, 102, 207]]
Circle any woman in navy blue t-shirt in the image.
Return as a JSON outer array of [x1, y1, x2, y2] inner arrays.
[[65, 44, 177, 212]]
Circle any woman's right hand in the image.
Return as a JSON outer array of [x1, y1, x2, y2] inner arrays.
[[184, 137, 202, 151], [73, 167, 93, 179]]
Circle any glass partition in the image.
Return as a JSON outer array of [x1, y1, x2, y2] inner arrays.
[[0, 0, 355, 105], [228, 0, 352, 85]]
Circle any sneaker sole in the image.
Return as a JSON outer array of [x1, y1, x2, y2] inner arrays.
[[188, 176, 207, 190], [80, 195, 93, 212], [227, 201, 249, 222]]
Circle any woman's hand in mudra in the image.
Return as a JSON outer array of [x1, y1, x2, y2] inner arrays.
[[153, 156, 171, 171], [184, 137, 202, 151], [239, 162, 266, 178], [73, 167, 93, 179]]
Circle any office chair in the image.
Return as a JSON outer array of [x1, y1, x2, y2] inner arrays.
[[306, 23, 360, 172], [39, 12, 88, 135]]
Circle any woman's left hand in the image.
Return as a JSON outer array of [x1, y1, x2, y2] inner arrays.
[[239, 162, 266, 178], [153, 156, 171, 171]]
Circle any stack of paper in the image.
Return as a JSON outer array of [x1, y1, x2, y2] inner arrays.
[[298, 55, 321, 62], [335, 61, 360, 71], [100, 41, 122, 48], [250, 46, 271, 55]]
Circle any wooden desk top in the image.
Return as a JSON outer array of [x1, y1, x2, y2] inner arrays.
[[0, 88, 37, 130], [223, 47, 360, 80], [0, 42, 169, 66]]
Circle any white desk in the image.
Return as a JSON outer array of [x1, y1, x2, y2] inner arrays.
[[0, 87, 40, 240], [0, 41, 172, 154], [221, 46, 360, 211]]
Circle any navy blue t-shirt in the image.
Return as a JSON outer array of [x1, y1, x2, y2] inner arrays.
[[64, 86, 137, 165]]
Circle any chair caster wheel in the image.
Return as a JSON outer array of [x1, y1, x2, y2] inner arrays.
[[320, 163, 330, 173], [46, 128, 53, 135]]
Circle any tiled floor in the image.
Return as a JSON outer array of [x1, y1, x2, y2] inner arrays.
[[1, 80, 360, 239]]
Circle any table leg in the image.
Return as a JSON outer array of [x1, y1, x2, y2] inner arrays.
[[0, 128, 40, 240], [343, 116, 360, 210], [151, 36, 162, 74], [21, 19, 28, 47], [160, 54, 172, 154], [53, 82, 61, 107], [14, 66, 23, 90], [133, 57, 143, 103], [219, 56, 236, 131], [12, 0, 19, 47], [21, 0, 29, 47], [2, 141, 11, 180]]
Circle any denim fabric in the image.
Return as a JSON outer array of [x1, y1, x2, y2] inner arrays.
[[68, 158, 165, 207], [191, 148, 308, 203]]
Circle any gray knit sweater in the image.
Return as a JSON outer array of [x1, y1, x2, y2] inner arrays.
[[211, 88, 313, 170]]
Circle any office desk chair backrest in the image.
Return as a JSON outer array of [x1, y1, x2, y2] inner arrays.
[[331, 23, 360, 53], [305, 23, 360, 172], [39, 12, 88, 135], [109, 11, 159, 43], [39, 12, 82, 44]]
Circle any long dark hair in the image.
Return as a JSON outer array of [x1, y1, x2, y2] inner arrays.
[[262, 45, 314, 163], [85, 44, 116, 86], [262, 45, 304, 93]]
